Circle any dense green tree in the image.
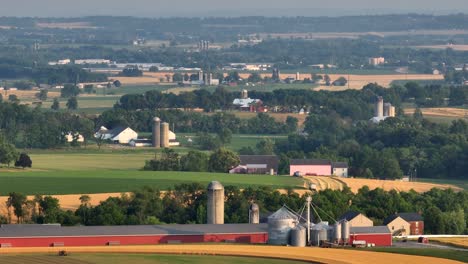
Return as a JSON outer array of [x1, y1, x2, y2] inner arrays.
[[50, 98, 60, 111], [208, 148, 240, 172], [61, 84, 80, 98], [66, 97, 78, 110], [36, 90, 48, 101], [15, 153, 32, 169], [180, 151, 209, 172]]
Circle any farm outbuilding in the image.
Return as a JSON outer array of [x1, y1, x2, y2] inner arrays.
[[230, 155, 279, 175], [384, 213, 424, 236], [0, 224, 268, 248], [338, 211, 374, 227], [349, 226, 392, 247], [289, 159, 332, 176]]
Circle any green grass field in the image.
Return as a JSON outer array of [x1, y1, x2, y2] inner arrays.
[[359, 248, 468, 263], [0, 254, 308, 264], [419, 178, 468, 191], [0, 170, 302, 195]]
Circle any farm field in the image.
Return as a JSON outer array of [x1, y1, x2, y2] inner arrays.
[[0, 244, 462, 264], [106, 71, 442, 90], [339, 177, 461, 193], [360, 247, 467, 263], [0, 170, 303, 195], [404, 107, 468, 118], [305, 176, 460, 193], [0, 254, 308, 264], [429, 237, 468, 249], [419, 178, 468, 191]]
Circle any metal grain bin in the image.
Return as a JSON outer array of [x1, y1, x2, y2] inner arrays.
[[333, 222, 342, 243], [290, 226, 306, 247], [267, 207, 297, 245], [342, 219, 350, 244]]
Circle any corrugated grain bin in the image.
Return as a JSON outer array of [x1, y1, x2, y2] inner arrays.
[[267, 207, 297, 245], [290, 226, 306, 247]]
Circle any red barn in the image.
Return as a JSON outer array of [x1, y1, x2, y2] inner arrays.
[[349, 226, 392, 247], [0, 224, 268, 248]]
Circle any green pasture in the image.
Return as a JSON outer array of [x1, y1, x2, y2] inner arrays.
[[0, 170, 303, 195], [0, 254, 308, 264], [419, 178, 468, 191]]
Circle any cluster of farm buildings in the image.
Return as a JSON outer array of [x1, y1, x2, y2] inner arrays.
[[230, 155, 349, 177], [0, 181, 424, 248]]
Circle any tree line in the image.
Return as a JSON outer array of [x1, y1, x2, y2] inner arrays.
[[1, 184, 466, 235]]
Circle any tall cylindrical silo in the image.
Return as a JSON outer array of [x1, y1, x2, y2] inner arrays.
[[333, 222, 342, 243], [160, 122, 170, 148], [249, 203, 260, 224], [389, 106, 396, 117], [207, 181, 224, 224], [375, 96, 384, 118], [152, 117, 161, 148], [383, 103, 391, 117], [342, 219, 350, 244]]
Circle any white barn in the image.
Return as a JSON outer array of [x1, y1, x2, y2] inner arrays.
[[95, 126, 138, 144]]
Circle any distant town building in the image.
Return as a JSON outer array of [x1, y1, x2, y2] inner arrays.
[[48, 59, 71, 66], [232, 98, 265, 112], [368, 57, 385, 66], [75, 59, 111, 65]]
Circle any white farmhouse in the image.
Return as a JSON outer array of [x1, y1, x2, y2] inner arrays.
[[95, 126, 138, 144]]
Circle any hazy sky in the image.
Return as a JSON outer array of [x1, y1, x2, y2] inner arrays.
[[2, 0, 468, 17]]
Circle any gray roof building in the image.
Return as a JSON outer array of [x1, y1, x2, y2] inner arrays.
[[290, 159, 332, 166], [0, 224, 268, 238], [350, 226, 391, 234]]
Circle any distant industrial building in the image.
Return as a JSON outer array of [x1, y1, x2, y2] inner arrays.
[[368, 57, 385, 66], [384, 213, 424, 236], [75, 59, 112, 65], [290, 159, 348, 177], [338, 211, 374, 228], [229, 155, 279, 175]]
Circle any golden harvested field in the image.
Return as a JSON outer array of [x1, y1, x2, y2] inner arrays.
[[415, 45, 468, 51], [304, 176, 345, 191], [35, 22, 96, 29], [3, 90, 60, 101], [115, 71, 442, 90], [405, 108, 468, 118], [340, 177, 461, 193], [430, 238, 468, 249], [0, 193, 124, 217], [0, 244, 462, 264]]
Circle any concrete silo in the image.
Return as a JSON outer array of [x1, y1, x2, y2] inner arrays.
[[241, 89, 248, 99], [375, 96, 384, 118], [207, 181, 224, 224], [383, 103, 391, 117], [249, 203, 260, 224], [389, 106, 396, 117], [160, 122, 170, 148], [152, 117, 161, 148]]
